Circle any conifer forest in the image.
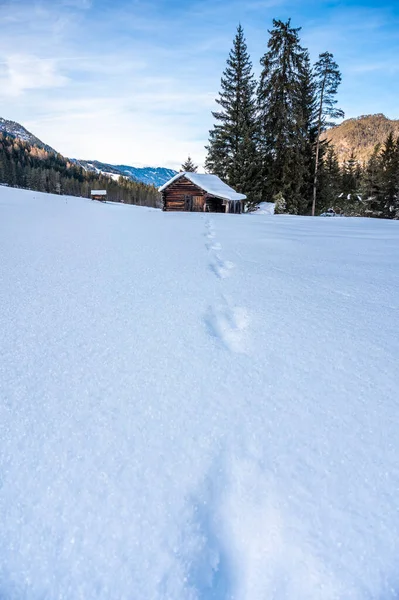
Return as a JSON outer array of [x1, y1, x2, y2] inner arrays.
[[206, 19, 399, 218]]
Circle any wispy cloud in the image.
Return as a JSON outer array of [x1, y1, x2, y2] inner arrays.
[[0, 54, 68, 96]]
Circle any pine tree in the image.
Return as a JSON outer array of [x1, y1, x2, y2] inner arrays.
[[258, 19, 310, 213], [297, 52, 318, 213], [360, 145, 380, 199], [312, 52, 344, 215], [0, 153, 5, 184], [318, 145, 341, 212], [181, 156, 198, 172], [342, 151, 359, 194], [340, 150, 361, 213], [360, 145, 383, 217], [379, 132, 399, 217], [273, 191, 287, 214], [205, 24, 260, 206]]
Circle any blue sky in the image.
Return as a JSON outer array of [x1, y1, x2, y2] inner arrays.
[[0, 0, 398, 169]]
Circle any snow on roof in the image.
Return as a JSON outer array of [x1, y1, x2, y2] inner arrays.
[[91, 190, 107, 195], [159, 172, 246, 202]]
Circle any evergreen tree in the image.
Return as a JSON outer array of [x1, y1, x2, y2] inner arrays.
[[273, 191, 287, 214], [258, 19, 310, 213], [181, 156, 198, 172], [0, 153, 5, 184], [297, 51, 318, 213], [360, 144, 381, 202], [318, 145, 341, 211], [360, 145, 383, 217], [205, 24, 260, 206], [379, 132, 399, 217], [312, 52, 344, 215], [342, 151, 359, 194], [339, 150, 361, 213]]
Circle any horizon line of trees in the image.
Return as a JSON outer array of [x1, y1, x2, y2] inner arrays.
[[205, 19, 399, 218], [0, 133, 161, 208]]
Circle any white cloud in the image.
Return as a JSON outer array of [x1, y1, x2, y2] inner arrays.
[[0, 55, 68, 96]]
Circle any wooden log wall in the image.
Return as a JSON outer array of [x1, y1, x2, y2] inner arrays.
[[162, 177, 206, 211], [162, 176, 244, 213]]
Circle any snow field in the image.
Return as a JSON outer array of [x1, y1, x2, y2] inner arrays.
[[1, 186, 399, 599]]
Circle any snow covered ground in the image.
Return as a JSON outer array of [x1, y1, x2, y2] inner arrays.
[[1, 186, 399, 600]]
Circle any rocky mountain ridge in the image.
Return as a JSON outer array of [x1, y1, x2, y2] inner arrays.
[[321, 114, 399, 164]]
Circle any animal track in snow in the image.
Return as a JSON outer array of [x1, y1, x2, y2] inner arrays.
[[205, 298, 249, 354], [206, 241, 222, 251], [203, 220, 248, 351], [209, 255, 235, 280]]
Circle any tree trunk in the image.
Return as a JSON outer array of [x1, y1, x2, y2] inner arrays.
[[312, 78, 326, 216]]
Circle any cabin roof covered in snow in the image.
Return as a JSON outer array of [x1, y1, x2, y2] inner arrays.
[[91, 189, 107, 196], [159, 172, 247, 202]]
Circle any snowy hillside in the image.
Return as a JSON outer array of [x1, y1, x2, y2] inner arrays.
[[71, 159, 177, 186], [116, 164, 177, 186], [1, 185, 399, 599], [0, 117, 55, 153], [0, 116, 176, 187]]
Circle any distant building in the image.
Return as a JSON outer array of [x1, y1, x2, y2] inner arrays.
[[159, 172, 246, 213], [91, 190, 107, 202]]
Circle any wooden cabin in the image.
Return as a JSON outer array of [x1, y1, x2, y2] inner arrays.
[[159, 172, 246, 213], [91, 189, 107, 202]]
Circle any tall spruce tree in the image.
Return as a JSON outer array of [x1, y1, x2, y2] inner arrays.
[[361, 144, 381, 200], [181, 156, 198, 172], [338, 150, 362, 214], [318, 145, 341, 211], [297, 52, 318, 213], [379, 132, 399, 217], [360, 144, 383, 217], [205, 24, 259, 207], [258, 19, 311, 213], [342, 151, 360, 195], [312, 52, 344, 215]]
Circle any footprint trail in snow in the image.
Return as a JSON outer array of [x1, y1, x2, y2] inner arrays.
[[204, 217, 250, 353]]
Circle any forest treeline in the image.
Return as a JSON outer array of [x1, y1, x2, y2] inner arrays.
[[205, 20, 399, 218], [0, 133, 161, 208]]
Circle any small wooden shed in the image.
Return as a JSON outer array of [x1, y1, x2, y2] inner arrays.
[[159, 172, 246, 213], [91, 189, 107, 202]]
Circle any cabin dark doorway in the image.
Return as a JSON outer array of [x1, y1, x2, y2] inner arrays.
[[206, 197, 225, 213]]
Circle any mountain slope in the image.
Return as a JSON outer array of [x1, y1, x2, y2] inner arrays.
[[0, 133, 160, 206], [115, 164, 177, 186], [0, 116, 176, 186], [322, 114, 399, 163], [0, 117, 56, 153], [1, 185, 399, 599], [74, 158, 177, 186]]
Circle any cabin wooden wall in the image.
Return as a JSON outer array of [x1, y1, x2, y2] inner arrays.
[[162, 176, 244, 213], [162, 177, 206, 211]]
